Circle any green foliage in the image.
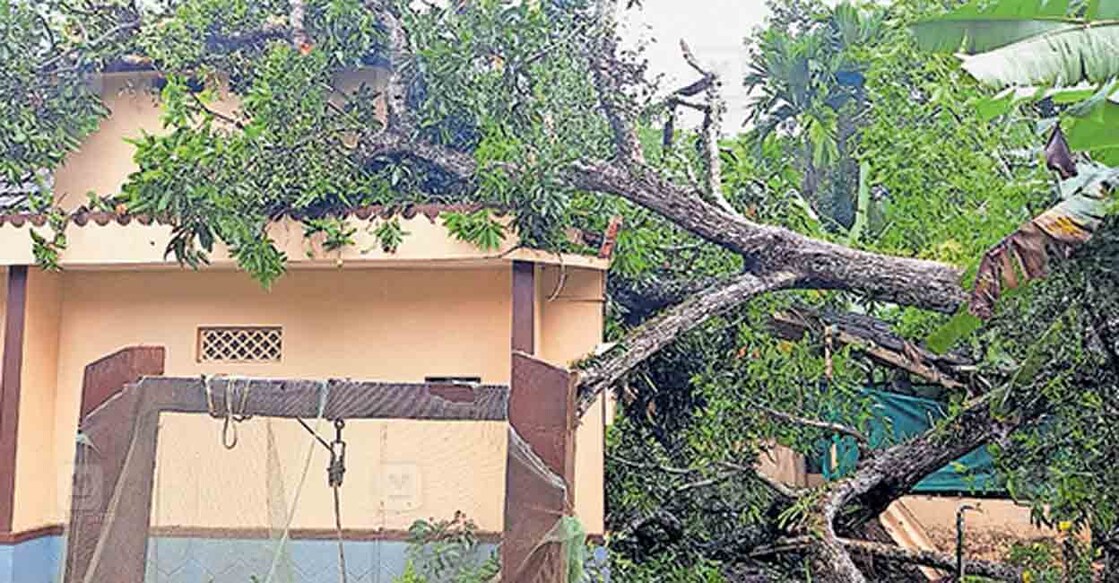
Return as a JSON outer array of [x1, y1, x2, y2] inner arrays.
[[0, 1, 109, 185], [374, 217, 407, 253], [915, 0, 1119, 165], [304, 216, 357, 253], [441, 210, 506, 251]]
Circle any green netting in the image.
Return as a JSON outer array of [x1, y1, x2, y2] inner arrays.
[[818, 387, 1002, 494]]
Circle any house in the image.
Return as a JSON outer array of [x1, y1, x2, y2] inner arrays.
[[0, 71, 610, 582]]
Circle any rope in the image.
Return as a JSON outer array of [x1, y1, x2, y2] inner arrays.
[[329, 419, 348, 583], [202, 375, 252, 449], [293, 415, 349, 583], [222, 378, 252, 449]]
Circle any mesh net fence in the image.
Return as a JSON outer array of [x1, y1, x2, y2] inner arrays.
[[62, 372, 589, 583]]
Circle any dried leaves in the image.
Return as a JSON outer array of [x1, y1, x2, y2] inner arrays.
[[970, 159, 1118, 318]]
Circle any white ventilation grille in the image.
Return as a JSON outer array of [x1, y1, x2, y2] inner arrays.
[[197, 327, 283, 363]]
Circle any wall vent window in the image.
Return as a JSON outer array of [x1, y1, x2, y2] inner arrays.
[[198, 327, 283, 363]]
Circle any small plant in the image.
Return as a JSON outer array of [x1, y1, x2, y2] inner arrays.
[[397, 512, 500, 583], [28, 185, 67, 271], [441, 210, 506, 251]]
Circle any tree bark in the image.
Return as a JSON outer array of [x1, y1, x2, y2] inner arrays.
[[565, 161, 966, 312], [576, 270, 798, 414]]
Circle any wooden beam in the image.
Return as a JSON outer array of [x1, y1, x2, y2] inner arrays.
[[0, 265, 28, 535]]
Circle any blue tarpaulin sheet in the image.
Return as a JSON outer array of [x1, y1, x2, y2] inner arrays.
[[819, 388, 1002, 494]]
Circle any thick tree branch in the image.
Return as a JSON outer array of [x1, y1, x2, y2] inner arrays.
[[367, 0, 413, 128], [589, 0, 645, 164], [577, 270, 799, 415], [565, 160, 966, 312], [809, 396, 1020, 582], [839, 538, 1024, 581], [360, 128, 479, 179]]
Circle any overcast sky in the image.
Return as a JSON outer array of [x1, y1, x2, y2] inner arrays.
[[618, 0, 772, 130]]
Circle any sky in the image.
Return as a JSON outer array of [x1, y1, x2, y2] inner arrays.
[[618, 0, 772, 130]]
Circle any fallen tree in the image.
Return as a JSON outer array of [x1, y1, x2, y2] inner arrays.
[[5, 0, 1115, 580]]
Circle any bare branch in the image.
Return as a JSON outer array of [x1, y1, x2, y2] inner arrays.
[[577, 270, 799, 415], [679, 38, 708, 77], [686, 51, 735, 214]]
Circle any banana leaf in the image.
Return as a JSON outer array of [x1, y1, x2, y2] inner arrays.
[[970, 161, 1119, 318], [913, 0, 1074, 54]]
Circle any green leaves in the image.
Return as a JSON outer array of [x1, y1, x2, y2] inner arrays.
[[1064, 101, 1119, 165], [913, 0, 1074, 54], [373, 217, 406, 253], [960, 23, 1119, 87], [441, 209, 507, 251]]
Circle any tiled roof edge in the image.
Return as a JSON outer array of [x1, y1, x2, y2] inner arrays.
[[0, 203, 505, 228]]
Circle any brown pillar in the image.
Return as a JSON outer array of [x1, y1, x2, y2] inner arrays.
[[0, 266, 28, 535], [65, 347, 166, 583], [511, 260, 535, 355], [502, 352, 577, 581]]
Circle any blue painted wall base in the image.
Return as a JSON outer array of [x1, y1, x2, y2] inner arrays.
[[0, 535, 63, 583], [0, 535, 502, 583]]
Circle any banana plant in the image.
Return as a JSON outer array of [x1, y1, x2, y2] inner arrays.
[[914, 0, 1119, 164]]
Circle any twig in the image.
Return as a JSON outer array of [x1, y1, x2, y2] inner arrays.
[[756, 404, 869, 446]]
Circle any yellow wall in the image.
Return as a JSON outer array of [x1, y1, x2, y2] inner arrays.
[[11, 271, 62, 533], [53, 74, 165, 210], [536, 265, 606, 536], [32, 266, 512, 530], [151, 415, 509, 533], [8, 263, 607, 538]]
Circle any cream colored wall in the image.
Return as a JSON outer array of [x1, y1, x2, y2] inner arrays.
[[10, 68, 611, 538], [12, 271, 62, 532], [33, 266, 512, 528], [536, 265, 607, 536], [899, 495, 1055, 542], [151, 415, 509, 533], [0, 213, 524, 268], [53, 74, 165, 211]]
